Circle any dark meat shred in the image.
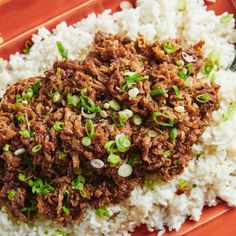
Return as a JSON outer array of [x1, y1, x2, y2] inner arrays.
[[0, 32, 219, 224]]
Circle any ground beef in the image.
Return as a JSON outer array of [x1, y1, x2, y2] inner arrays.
[[0, 32, 219, 224]]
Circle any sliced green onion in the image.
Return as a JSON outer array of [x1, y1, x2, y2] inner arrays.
[[95, 208, 109, 218], [144, 178, 154, 191], [109, 100, 120, 111], [115, 134, 131, 152], [127, 154, 141, 167], [196, 93, 210, 103], [90, 159, 104, 169], [16, 114, 25, 123], [172, 85, 181, 99], [85, 119, 95, 139], [80, 95, 101, 113], [178, 0, 187, 11], [107, 154, 121, 167], [220, 13, 233, 23], [118, 109, 133, 124], [67, 93, 79, 106], [128, 87, 140, 99], [150, 88, 166, 96], [71, 175, 86, 197], [8, 190, 16, 200], [31, 80, 42, 95], [174, 105, 185, 113], [163, 150, 171, 158], [186, 63, 193, 75], [133, 114, 142, 125], [100, 110, 108, 118], [56, 41, 68, 59], [24, 88, 34, 101], [103, 103, 110, 109], [148, 129, 157, 138], [104, 140, 116, 154], [163, 42, 178, 54], [178, 69, 188, 81], [58, 152, 66, 160], [178, 179, 188, 189], [30, 178, 54, 196], [16, 94, 22, 103], [32, 144, 42, 153], [170, 128, 178, 140], [152, 112, 175, 127], [82, 137, 91, 146], [53, 230, 67, 236], [19, 130, 31, 139], [3, 144, 10, 152], [122, 72, 146, 92], [221, 102, 236, 121], [18, 173, 26, 182], [62, 206, 70, 215], [52, 92, 60, 103], [21, 206, 37, 213], [118, 163, 133, 177], [64, 190, 70, 203], [53, 121, 64, 132], [56, 67, 61, 76], [176, 60, 185, 67]]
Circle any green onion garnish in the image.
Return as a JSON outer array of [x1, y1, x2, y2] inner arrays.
[[16, 94, 23, 103], [8, 190, 16, 200], [115, 134, 131, 152], [196, 93, 210, 103], [178, 0, 187, 11], [150, 88, 166, 96], [32, 144, 42, 153], [85, 119, 95, 140], [109, 100, 121, 111], [19, 130, 31, 139], [163, 150, 171, 158], [53, 121, 64, 132], [104, 140, 116, 154], [103, 103, 110, 109], [31, 80, 42, 95], [56, 67, 61, 76], [100, 110, 108, 118], [71, 175, 86, 197], [82, 137, 91, 146], [186, 63, 193, 75], [58, 152, 66, 160], [178, 69, 188, 81], [52, 92, 60, 103], [170, 128, 178, 140], [107, 154, 121, 167], [178, 179, 188, 189], [148, 129, 157, 138], [3, 144, 10, 152], [67, 93, 79, 106], [24, 88, 34, 101], [132, 114, 142, 125], [56, 41, 68, 59], [176, 60, 185, 67], [18, 173, 26, 182], [80, 95, 101, 113], [221, 102, 236, 121], [127, 154, 141, 167], [30, 178, 54, 196], [95, 208, 109, 218], [152, 112, 175, 127], [163, 42, 178, 54], [16, 114, 25, 123], [62, 205, 70, 215], [172, 85, 181, 99], [122, 71, 146, 92], [118, 109, 133, 124], [220, 13, 233, 23]]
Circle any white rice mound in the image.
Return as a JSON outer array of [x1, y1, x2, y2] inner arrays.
[[0, 0, 236, 235]]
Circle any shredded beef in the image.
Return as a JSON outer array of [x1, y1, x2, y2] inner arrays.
[[0, 32, 219, 224]]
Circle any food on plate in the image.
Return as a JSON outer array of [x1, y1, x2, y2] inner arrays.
[[0, 32, 219, 224], [0, 0, 236, 235]]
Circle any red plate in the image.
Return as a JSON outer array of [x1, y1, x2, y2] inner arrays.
[[0, 0, 235, 235]]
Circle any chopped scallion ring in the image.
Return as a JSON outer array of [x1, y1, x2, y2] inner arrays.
[[170, 128, 178, 140], [115, 133, 131, 152], [80, 95, 101, 113], [67, 93, 79, 106], [148, 130, 157, 138], [128, 87, 139, 99], [85, 119, 95, 139], [163, 42, 178, 54], [118, 109, 133, 124], [122, 72, 146, 92], [109, 100, 121, 111], [32, 144, 42, 153], [118, 163, 133, 177], [18, 173, 26, 182], [90, 159, 105, 169], [19, 130, 31, 139], [152, 112, 175, 127], [56, 41, 68, 59], [52, 92, 60, 103], [8, 190, 16, 200], [107, 154, 121, 167], [3, 144, 10, 152], [53, 121, 65, 132], [62, 206, 70, 215], [82, 137, 91, 146], [163, 150, 171, 158], [172, 85, 181, 99], [178, 69, 188, 81], [150, 88, 166, 96], [220, 13, 233, 23], [196, 93, 210, 103], [133, 114, 142, 125], [95, 208, 109, 218], [104, 140, 116, 154]]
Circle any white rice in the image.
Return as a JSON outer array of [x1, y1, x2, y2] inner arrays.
[[1, 0, 236, 235]]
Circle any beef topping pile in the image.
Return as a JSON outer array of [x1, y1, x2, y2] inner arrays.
[[0, 32, 219, 224]]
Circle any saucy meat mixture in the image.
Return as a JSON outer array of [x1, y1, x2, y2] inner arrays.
[[0, 32, 219, 224]]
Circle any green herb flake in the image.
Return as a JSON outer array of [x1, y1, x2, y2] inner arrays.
[[19, 130, 31, 139], [170, 127, 178, 140], [53, 121, 65, 132], [122, 72, 146, 92], [178, 179, 188, 189], [56, 41, 68, 59], [150, 88, 166, 96], [62, 205, 70, 215], [152, 111, 175, 127], [8, 190, 16, 200], [18, 173, 26, 182], [196, 93, 210, 103], [3, 144, 10, 152], [95, 208, 109, 218], [220, 13, 233, 23]]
